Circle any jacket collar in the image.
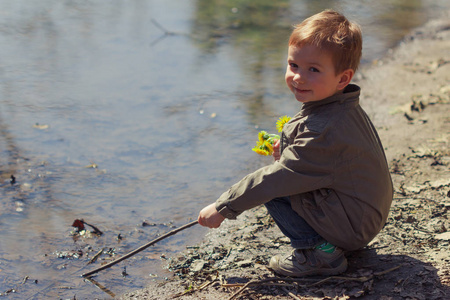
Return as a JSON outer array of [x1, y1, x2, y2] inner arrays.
[[301, 84, 361, 112]]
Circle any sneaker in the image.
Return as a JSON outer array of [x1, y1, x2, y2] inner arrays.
[[268, 247, 347, 277]]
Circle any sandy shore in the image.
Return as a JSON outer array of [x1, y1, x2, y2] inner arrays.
[[119, 10, 450, 300]]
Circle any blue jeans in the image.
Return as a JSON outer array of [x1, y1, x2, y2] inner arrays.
[[264, 197, 325, 249]]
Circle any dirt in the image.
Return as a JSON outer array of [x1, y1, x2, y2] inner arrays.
[[119, 12, 450, 300]]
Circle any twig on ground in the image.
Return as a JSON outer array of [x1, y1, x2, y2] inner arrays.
[[222, 282, 294, 288], [281, 286, 302, 300], [359, 245, 389, 251], [374, 265, 402, 276], [226, 265, 401, 300], [172, 276, 218, 298], [88, 247, 105, 264], [172, 280, 215, 298]]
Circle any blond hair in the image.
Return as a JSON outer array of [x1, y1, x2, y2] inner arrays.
[[289, 10, 362, 74]]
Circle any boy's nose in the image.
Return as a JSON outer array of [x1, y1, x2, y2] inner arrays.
[[293, 72, 305, 83]]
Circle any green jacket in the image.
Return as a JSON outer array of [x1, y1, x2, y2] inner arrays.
[[215, 84, 393, 251]]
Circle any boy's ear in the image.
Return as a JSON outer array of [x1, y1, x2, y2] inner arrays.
[[337, 69, 354, 90]]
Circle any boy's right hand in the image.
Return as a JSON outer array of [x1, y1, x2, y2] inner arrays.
[[272, 139, 280, 161], [198, 203, 225, 228]]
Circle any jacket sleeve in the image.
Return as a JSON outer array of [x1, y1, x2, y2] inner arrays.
[[215, 129, 335, 219]]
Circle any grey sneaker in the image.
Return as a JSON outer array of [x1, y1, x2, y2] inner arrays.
[[269, 248, 347, 277]]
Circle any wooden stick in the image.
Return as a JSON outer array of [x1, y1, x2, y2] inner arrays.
[[84, 277, 116, 298], [81, 220, 198, 277], [281, 286, 302, 300]]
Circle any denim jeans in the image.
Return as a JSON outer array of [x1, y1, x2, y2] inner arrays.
[[265, 197, 325, 249]]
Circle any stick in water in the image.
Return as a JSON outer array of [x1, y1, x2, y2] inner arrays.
[[81, 220, 198, 277]]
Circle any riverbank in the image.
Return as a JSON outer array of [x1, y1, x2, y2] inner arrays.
[[120, 10, 450, 300]]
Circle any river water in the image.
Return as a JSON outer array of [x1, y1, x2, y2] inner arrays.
[[0, 0, 448, 298]]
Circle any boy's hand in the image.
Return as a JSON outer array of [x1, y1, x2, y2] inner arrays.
[[272, 139, 281, 161], [198, 203, 225, 228]]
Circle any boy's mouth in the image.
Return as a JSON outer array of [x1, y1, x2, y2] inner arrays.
[[295, 87, 310, 93], [291, 83, 309, 93]]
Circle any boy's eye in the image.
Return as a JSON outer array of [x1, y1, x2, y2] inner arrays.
[[289, 63, 298, 68], [309, 67, 320, 72]]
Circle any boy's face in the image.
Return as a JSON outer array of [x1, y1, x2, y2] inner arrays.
[[285, 45, 349, 103]]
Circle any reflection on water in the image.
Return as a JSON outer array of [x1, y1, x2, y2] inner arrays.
[[0, 0, 448, 298]]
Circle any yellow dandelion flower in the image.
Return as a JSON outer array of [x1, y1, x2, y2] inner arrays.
[[252, 146, 270, 156], [252, 130, 279, 156], [264, 141, 273, 154], [276, 116, 292, 133], [258, 131, 268, 143], [254, 140, 264, 149]]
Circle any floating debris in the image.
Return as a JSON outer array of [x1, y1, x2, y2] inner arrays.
[[72, 219, 85, 232], [142, 221, 157, 227], [122, 266, 128, 278], [88, 248, 105, 264], [55, 250, 83, 259], [71, 219, 103, 235], [33, 123, 49, 130]]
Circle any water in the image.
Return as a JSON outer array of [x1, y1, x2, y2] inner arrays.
[[0, 0, 448, 298]]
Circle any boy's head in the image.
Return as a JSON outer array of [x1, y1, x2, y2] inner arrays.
[[289, 10, 362, 74], [285, 10, 362, 103]]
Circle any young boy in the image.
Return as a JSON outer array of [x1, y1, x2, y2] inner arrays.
[[198, 10, 393, 277]]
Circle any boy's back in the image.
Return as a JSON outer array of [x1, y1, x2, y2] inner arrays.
[[283, 84, 393, 251]]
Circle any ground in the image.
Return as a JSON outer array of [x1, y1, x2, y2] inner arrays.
[[119, 12, 450, 300]]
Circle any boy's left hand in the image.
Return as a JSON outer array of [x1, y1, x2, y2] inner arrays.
[[272, 139, 281, 161], [198, 203, 225, 228]]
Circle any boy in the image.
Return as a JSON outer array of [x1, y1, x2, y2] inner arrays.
[[198, 10, 393, 277]]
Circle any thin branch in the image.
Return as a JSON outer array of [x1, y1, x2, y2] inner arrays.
[[226, 265, 401, 300], [281, 286, 302, 300], [84, 277, 116, 298], [88, 247, 105, 264], [81, 220, 198, 277], [172, 279, 217, 298], [82, 220, 103, 235]]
